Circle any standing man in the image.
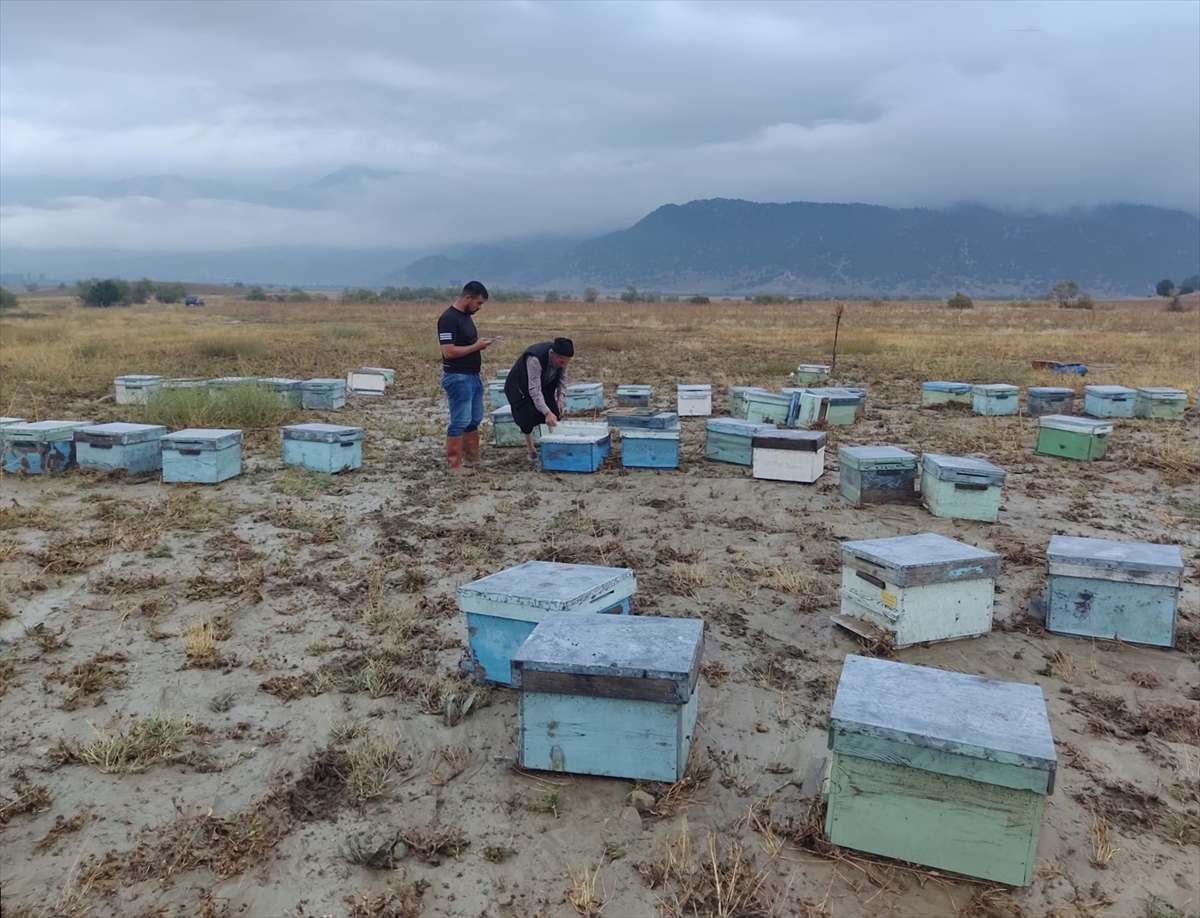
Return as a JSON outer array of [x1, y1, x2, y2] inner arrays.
[[504, 337, 573, 460], [438, 281, 494, 473]]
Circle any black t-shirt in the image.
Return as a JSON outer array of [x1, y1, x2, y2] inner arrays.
[[437, 306, 480, 374]]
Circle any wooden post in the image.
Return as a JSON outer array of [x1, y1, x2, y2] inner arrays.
[[831, 301, 845, 373]]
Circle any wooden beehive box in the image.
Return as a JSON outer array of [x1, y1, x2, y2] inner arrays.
[[512, 612, 703, 782], [487, 379, 509, 410], [796, 364, 831, 384], [606, 409, 678, 430], [161, 377, 210, 392], [826, 655, 1056, 886], [566, 383, 604, 412], [972, 384, 1019, 416], [751, 430, 826, 483], [346, 371, 386, 397], [540, 426, 610, 473], [920, 454, 1007, 522], [1084, 385, 1135, 418], [75, 423, 167, 475], [744, 390, 798, 426], [281, 423, 363, 474], [491, 406, 542, 448], [616, 384, 651, 408], [1025, 386, 1075, 417], [804, 387, 860, 425], [794, 391, 830, 428], [1134, 387, 1187, 419], [114, 374, 164, 405], [677, 384, 712, 417], [1045, 535, 1183, 647], [0, 418, 27, 428], [1035, 415, 1112, 461], [459, 561, 636, 686], [705, 418, 776, 466], [921, 381, 972, 407], [728, 386, 770, 419], [160, 429, 243, 484], [834, 533, 1001, 647], [258, 377, 304, 408], [1, 421, 93, 474], [837, 446, 918, 505], [620, 424, 681, 469], [360, 367, 396, 384], [300, 379, 346, 410]]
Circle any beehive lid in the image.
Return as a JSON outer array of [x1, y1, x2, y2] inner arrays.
[[972, 384, 1018, 394], [747, 390, 794, 403], [607, 410, 678, 429], [1, 420, 93, 441], [209, 376, 257, 386], [921, 453, 1007, 486], [1027, 386, 1075, 397], [922, 381, 971, 393], [258, 377, 303, 389], [488, 379, 506, 388], [511, 612, 704, 704], [553, 421, 609, 439], [459, 560, 636, 612], [163, 377, 209, 387], [76, 422, 167, 445], [830, 655, 1056, 793], [798, 364, 830, 372], [678, 384, 712, 394], [282, 423, 364, 442], [805, 387, 861, 405], [1047, 535, 1183, 585], [706, 418, 777, 436], [1038, 414, 1111, 434], [493, 369, 510, 379], [115, 375, 164, 384], [541, 431, 606, 445], [161, 428, 243, 449], [621, 424, 681, 439], [568, 382, 603, 394], [301, 378, 345, 390], [1085, 385, 1135, 397], [752, 430, 827, 451], [838, 445, 917, 469], [729, 385, 770, 394], [838, 532, 1001, 586], [617, 384, 651, 394], [1135, 387, 1186, 400], [0, 418, 27, 426], [491, 405, 514, 420]]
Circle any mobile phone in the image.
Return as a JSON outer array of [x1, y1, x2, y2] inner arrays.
[[491, 335, 502, 340]]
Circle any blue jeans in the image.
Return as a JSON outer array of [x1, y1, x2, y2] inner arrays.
[[442, 372, 484, 437]]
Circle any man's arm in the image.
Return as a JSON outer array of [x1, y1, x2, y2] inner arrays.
[[440, 340, 491, 359], [555, 364, 569, 413], [527, 356, 552, 415]]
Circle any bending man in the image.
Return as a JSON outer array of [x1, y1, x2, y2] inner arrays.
[[503, 337, 574, 461]]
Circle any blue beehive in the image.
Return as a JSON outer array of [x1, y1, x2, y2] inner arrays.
[[512, 612, 704, 782], [1026, 387, 1075, 417], [922, 381, 972, 407], [620, 424, 681, 469], [161, 429, 243, 483], [75, 423, 167, 475], [281, 423, 363, 473], [1, 421, 92, 474], [606, 410, 678, 430], [459, 560, 636, 686], [114, 375, 164, 405], [1045, 536, 1183, 647], [0, 418, 27, 428], [616, 384, 651, 408], [921, 454, 1007, 522], [540, 429, 609, 472], [705, 418, 776, 466], [838, 446, 918, 504], [566, 383, 605, 412], [972, 384, 1019, 416], [300, 378, 346, 410], [1084, 385, 1135, 418], [258, 377, 303, 408]]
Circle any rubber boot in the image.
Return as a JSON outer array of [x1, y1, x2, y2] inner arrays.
[[445, 436, 470, 474], [462, 430, 482, 466]]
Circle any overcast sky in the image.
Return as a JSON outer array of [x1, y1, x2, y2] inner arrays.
[[1, 0, 1197, 253]]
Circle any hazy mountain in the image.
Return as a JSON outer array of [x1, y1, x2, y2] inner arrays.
[[98, 175, 247, 202]]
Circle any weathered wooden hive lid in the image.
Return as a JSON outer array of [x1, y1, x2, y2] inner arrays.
[[258, 377, 303, 389], [607, 409, 678, 429], [677, 384, 712, 393], [838, 532, 1001, 585], [830, 655, 1057, 794], [805, 387, 861, 405], [491, 405, 514, 419], [921, 453, 1007, 486], [616, 384, 651, 393], [1135, 386, 1186, 400], [459, 560, 636, 612], [705, 418, 777, 435], [1027, 386, 1075, 396], [115, 374, 164, 384], [493, 368, 509, 378], [1037, 414, 1112, 434], [281, 423, 364, 442], [972, 383, 1019, 394], [1047, 535, 1183, 583], [161, 428, 243, 449], [923, 380, 971, 393], [752, 430, 827, 451], [1, 420, 93, 441], [1084, 385, 1135, 396], [541, 431, 606, 446], [0, 418, 27, 426], [553, 421, 610, 438], [76, 422, 167, 444], [798, 364, 830, 371], [747, 390, 795, 404], [162, 377, 209, 387], [301, 378, 345, 389], [621, 424, 681, 438], [209, 376, 257, 386], [488, 378, 506, 388], [728, 385, 770, 394], [567, 382, 603, 393], [511, 612, 704, 704], [838, 445, 917, 467]]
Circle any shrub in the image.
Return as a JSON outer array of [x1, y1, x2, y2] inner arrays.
[[129, 278, 155, 304], [78, 278, 129, 308], [288, 289, 312, 302], [583, 287, 598, 303], [154, 282, 187, 304], [753, 293, 789, 305], [146, 384, 292, 430], [0, 287, 17, 311], [544, 290, 559, 303], [1075, 293, 1095, 310], [246, 286, 268, 301], [620, 286, 639, 303], [1167, 293, 1185, 312], [1156, 279, 1174, 297], [689, 295, 710, 305], [947, 291, 974, 310]]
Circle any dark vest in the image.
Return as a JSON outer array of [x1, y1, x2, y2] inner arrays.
[[504, 341, 560, 403]]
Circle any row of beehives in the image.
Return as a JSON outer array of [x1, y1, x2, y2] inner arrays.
[[112, 367, 398, 409], [923, 381, 1189, 419], [0, 419, 362, 481]]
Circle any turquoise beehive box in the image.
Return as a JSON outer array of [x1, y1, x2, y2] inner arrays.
[[620, 424, 681, 469], [826, 655, 1056, 886], [1035, 415, 1112, 461], [1026, 386, 1075, 417], [281, 423, 363, 473], [459, 561, 636, 686], [796, 364, 831, 384], [491, 406, 543, 447], [921, 454, 1007, 522], [114, 374, 164, 405], [837, 446, 918, 505], [258, 377, 303, 408], [607, 410, 678, 430], [728, 386, 770, 419], [705, 418, 776, 466], [1134, 387, 1187, 419], [2, 421, 93, 474], [1084, 385, 1135, 418], [1045, 536, 1183, 647], [487, 379, 509, 410], [161, 428, 243, 483], [921, 381, 972, 407], [540, 422, 611, 473], [0, 418, 26, 428], [75, 423, 167, 475], [566, 383, 604, 412], [301, 378, 346, 410], [512, 612, 703, 782], [972, 384, 1019, 416], [804, 387, 860, 425], [616, 384, 651, 408], [744, 390, 799, 426]]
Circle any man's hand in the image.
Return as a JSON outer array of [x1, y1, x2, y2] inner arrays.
[[544, 412, 559, 430], [477, 338, 495, 351]]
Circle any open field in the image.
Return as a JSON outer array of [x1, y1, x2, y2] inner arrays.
[[1, 294, 1198, 918]]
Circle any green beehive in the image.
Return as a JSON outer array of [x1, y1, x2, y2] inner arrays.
[[1035, 415, 1112, 461], [826, 655, 1056, 887], [1133, 387, 1187, 420], [921, 454, 1007, 522]]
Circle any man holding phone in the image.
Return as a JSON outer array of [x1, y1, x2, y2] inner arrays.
[[437, 280, 496, 473], [503, 337, 574, 461]]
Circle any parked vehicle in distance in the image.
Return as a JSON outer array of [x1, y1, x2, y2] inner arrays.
[[185, 295, 205, 306]]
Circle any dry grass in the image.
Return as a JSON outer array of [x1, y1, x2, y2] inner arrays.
[[345, 732, 415, 803], [566, 862, 610, 917], [1090, 807, 1120, 868]]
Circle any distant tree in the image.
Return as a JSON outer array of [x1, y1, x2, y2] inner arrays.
[[620, 285, 639, 303], [57, 282, 67, 289], [544, 290, 560, 303], [78, 278, 128, 308], [1167, 292, 1185, 312], [154, 282, 187, 304], [1156, 279, 1175, 297], [1075, 293, 1095, 310], [583, 287, 598, 303], [0, 287, 17, 311], [25, 282, 38, 292], [1050, 279, 1079, 308], [288, 288, 312, 302], [129, 278, 155, 304], [246, 286, 268, 301], [233, 282, 246, 288], [753, 293, 788, 305], [313, 293, 330, 302], [947, 291, 974, 310], [664, 294, 680, 303], [689, 295, 710, 304], [1180, 286, 1196, 295], [644, 291, 660, 303], [1180, 274, 1200, 292]]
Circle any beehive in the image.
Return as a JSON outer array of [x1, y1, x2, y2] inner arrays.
[[487, 380, 509, 410], [565, 383, 604, 412], [553, 421, 611, 456], [744, 389, 799, 426], [491, 406, 543, 447], [360, 367, 396, 384], [1025, 387, 1075, 417], [705, 418, 776, 466], [160, 429, 243, 483], [0, 418, 27, 428], [794, 391, 830, 428], [751, 430, 826, 483], [620, 424, 681, 469], [540, 429, 610, 473], [921, 381, 972, 407], [844, 386, 868, 420], [160, 377, 209, 391], [114, 375, 164, 405], [512, 612, 703, 782], [74, 423, 167, 475], [837, 446, 918, 505], [300, 378, 346, 410], [1045, 536, 1183, 647], [804, 387, 860, 425], [281, 423, 363, 473], [346, 371, 386, 397], [257, 377, 304, 408], [616, 384, 651, 408], [1, 421, 93, 474], [677, 384, 713, 417], [921, 454, 1007, 522], [459, 560, 636, 686], [606, 410, 678, 430], [1035, 415, 1112, 461], [796, 364, 831, 384], [1084, 385, 1135, 419], [493, 368, 510, 380], [834, 533, 1001, 647], [728, 386, 771, 419], [1134, 387, 1187, 420], [826, 655, 1056, 886], [972, 384, 1019, 416]]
